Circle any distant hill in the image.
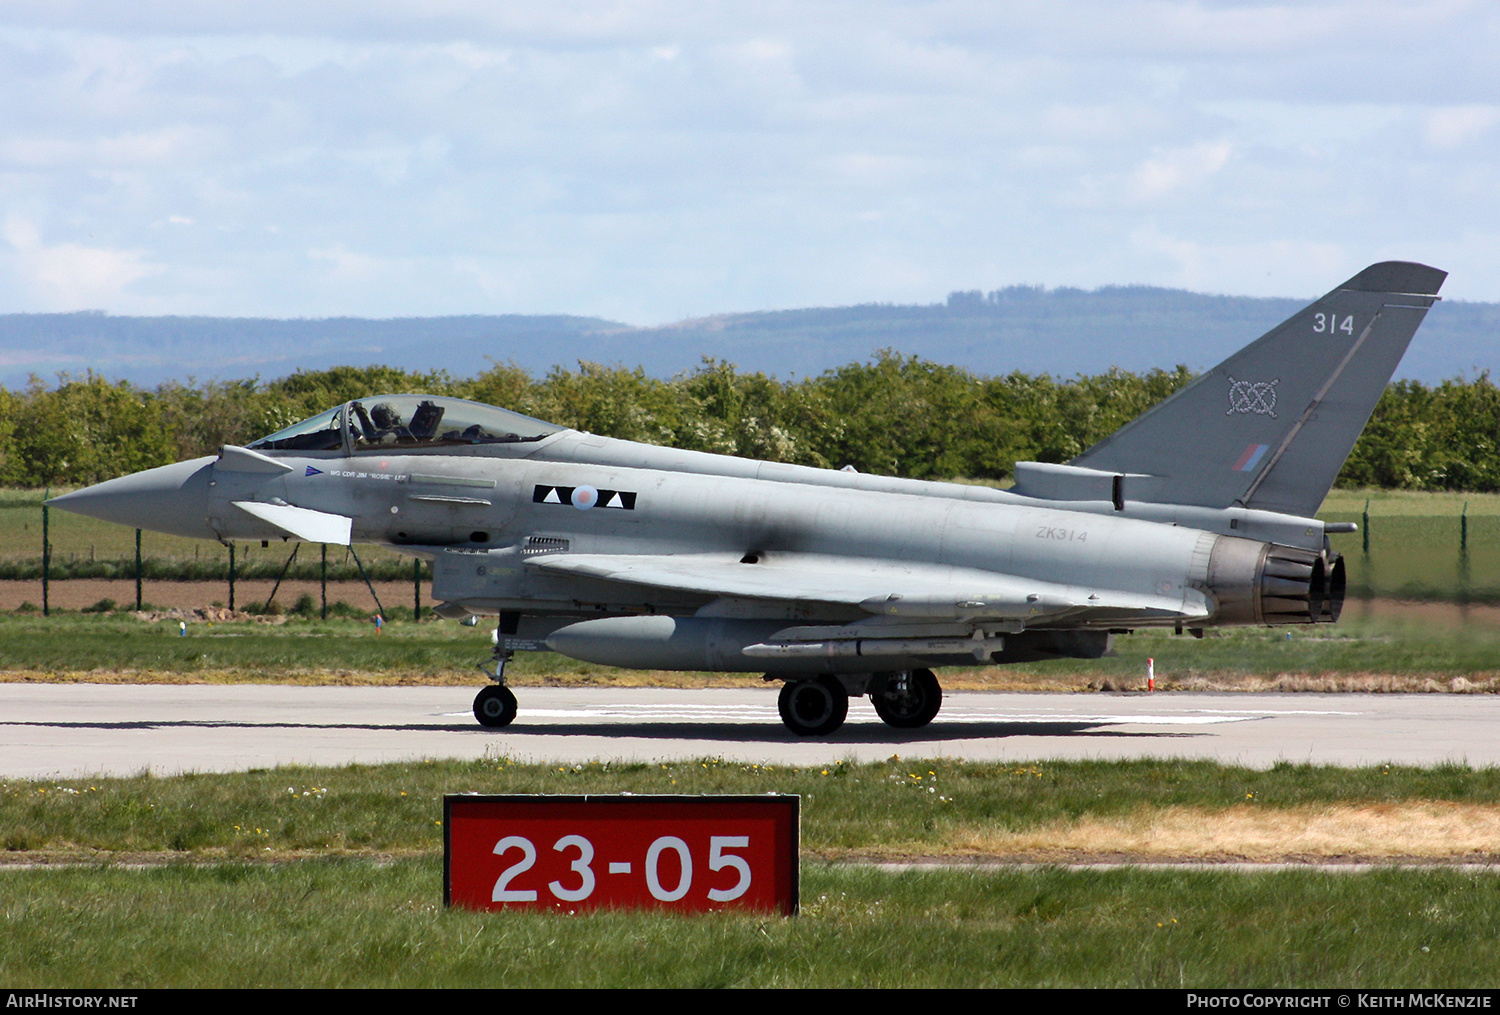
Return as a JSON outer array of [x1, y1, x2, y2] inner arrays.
[[2, 285, 1494, 389], [0, 312, 620, 391]]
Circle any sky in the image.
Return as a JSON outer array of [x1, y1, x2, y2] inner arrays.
[[0, 1, 1495, 324]]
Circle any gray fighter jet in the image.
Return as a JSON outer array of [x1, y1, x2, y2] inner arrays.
[[50, 261, 1445, 735]]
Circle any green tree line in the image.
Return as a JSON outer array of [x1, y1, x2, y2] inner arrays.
[[0, 355, 1495, 492]]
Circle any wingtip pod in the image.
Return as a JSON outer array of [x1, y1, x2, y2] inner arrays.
[[1339, 261, 1447, 297]]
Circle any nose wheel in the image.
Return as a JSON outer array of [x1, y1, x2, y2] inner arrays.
[[473, 684, 518, 728], [777, 676, 849, 736]]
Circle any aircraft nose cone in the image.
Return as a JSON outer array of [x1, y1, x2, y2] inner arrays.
[[47, 457, 218, 539]]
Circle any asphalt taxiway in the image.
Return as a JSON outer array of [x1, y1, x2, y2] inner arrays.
[[5, 684, 1500, 778]]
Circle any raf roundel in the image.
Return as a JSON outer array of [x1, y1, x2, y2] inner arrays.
[[571, 485, 599, 510]]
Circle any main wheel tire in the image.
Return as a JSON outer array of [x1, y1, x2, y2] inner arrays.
[[777, 676, 849, 736], [474, 685, 518, 728], [872, 668, 942, 729]]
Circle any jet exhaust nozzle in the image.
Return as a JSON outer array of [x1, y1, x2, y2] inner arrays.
[[1207, 537, 1344, 626]]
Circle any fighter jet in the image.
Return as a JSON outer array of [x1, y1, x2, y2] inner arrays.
[[49, 261, 1445, 735]]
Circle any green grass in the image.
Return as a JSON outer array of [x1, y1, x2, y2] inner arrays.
[[6, 757, 1500, 857], [0, 612, 628, 682], [0, 612, 484, 677], [1021, 615, 1500, 684], [3, 610, 1500, 686], [3, 861, 1495, 987], [1323, 488, 1500, 515], [8, 758, 1500, 987], [1324, 519, 1500, 604]]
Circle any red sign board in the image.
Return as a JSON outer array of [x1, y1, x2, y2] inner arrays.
[[444, 794, 800, 915]]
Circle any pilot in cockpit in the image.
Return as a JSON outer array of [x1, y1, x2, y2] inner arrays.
[[351, 401, 410, 444]]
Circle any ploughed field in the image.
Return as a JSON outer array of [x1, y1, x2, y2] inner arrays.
[[0, 578, 410, 614]]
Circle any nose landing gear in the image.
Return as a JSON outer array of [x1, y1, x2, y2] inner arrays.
[[473, 647, 517, 728], [473, 684, 518, 727]]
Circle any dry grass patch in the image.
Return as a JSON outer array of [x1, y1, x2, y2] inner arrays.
[[0, 666, 470, 686], [0, 666, 767, 687], [1148, 672, 1500, 694], [947, 801, 1500, 861]]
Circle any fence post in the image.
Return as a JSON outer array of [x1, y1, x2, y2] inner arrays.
[[347, 544, 385, 619], [1362, 498, 1370, 555], [413, 557, 421, 621], [1461, 501, 1469, 553], [321, 544, 328, 620], [228, 543, 236, 612], [135, 529, 143, 610], [41, 489, 49, 617]]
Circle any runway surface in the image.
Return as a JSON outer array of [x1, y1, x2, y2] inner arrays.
[[6, 684, 1500, 778]]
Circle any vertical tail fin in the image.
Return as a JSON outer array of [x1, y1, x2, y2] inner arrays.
[[1070, 261, 1446, 517]]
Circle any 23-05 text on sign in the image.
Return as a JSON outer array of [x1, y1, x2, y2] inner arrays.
[[444, 794, 800, 915]]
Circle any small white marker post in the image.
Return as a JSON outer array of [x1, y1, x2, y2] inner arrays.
[[1147, 657, 1155, 692]]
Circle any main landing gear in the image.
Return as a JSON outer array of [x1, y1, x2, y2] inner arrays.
[[778, 676, 849, 737], [473, 647, 517, 728], [774, 669, 943, 736], [872, 668, 942, 729]]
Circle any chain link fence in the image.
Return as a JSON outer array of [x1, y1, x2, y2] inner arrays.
[[0, 491, 429, 618]]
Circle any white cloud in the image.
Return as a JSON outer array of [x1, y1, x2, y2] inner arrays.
[[1425, 105, 1500, 150], [0, 1, 1494, 322], [3, 213, 163, 309], [305, 243, 397, 284], [1128, 224, 1347, 294], [1130, 140, 1232, 200]]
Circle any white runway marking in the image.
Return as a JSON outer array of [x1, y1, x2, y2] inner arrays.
[[450, 704, 1330, 726], [12, 684, 1498, 776]]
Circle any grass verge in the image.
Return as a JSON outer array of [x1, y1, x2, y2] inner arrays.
[[7, 758, 1500, 987], [3, 611, 1500, 691], [4, 861, 1497, 987], [8, 757, 1500, 862]]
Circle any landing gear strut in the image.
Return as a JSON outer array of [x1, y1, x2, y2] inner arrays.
[[872, 668, 942, 729], [474, 641, 517, 728], [777, 676, 849, 736]]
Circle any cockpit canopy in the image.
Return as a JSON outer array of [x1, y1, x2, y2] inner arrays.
[[246, 395, 564, 453]]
